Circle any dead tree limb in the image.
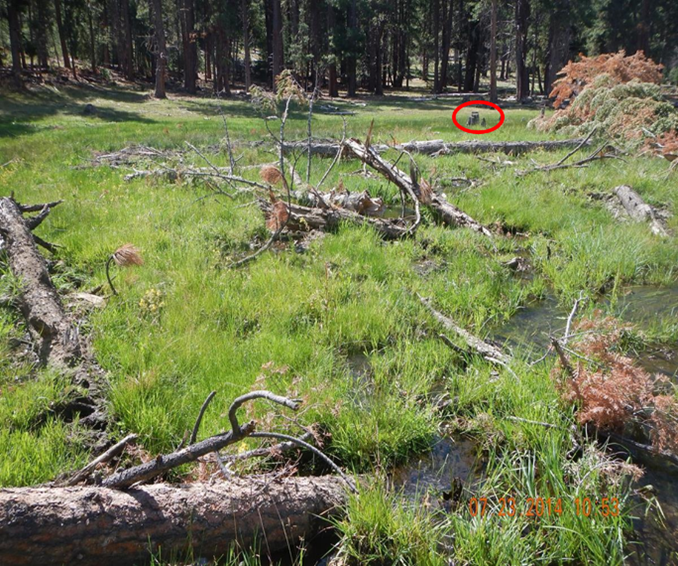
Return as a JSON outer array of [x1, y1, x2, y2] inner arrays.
[[63, 434, 138, 486], [418, 295, 510, 365], [612, 185, 669, 237], [0, 476, 349, 566], [343, 138, 493, 237], [257, 199, 408, 240]]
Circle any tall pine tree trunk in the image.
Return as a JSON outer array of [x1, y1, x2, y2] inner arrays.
[[7, 0, 23, 76], [271, 0, 283, 86], [36, 0, 50, 68], [241, 0, 251, 90], [181, 0, 197, 93], [489, 0, 497, 102], [346, 0, 357, 96], [120, 0, 134, 79], [515, 0, 530, 101], [88, 8, 97, 72], [439, 0, 453, 91], [150, 0, 167, 98], [53, 0, 70, 68]]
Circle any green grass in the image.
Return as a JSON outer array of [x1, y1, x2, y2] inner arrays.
[[1, 82, 677, 564]]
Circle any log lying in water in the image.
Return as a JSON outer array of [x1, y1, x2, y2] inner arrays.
[[612, 185, 669, 237], [0, 476, 348, 566]]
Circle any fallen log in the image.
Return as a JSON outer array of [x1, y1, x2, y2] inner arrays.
[[0, 197, 79, 366], [258, 198, 408, 239], [281, 138, 589, 158], [342, 138, 493, 237], [282, 140, 389, 157], [612, 185, 669, 237], [399, 138, 591, 156], [0, 476, 348, 566], [0, 196, 107, 435]]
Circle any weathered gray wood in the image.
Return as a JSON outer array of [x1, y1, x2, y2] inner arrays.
[[281, 138, 589, 158], [0, 477, 348, 566], [613, 185, 668, 237], [419, 295, 510, 364], [399, 138, 590, 156]]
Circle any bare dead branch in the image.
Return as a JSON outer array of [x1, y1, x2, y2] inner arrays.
[[189, 391, 217, 445], [250, 432, 356, 492], [228, 390, 302, 436], [64, 434, 138, 486]]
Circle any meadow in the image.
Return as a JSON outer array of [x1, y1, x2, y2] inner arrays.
[[1, 82, 677, 564]]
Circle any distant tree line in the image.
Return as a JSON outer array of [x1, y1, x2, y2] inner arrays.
[[1, 0, 677, 99]]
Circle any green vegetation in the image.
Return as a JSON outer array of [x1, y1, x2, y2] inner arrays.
[[1, 85, 677, 564]]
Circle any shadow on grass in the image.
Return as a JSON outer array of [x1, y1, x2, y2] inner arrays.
[[0, 83, 153, 137]]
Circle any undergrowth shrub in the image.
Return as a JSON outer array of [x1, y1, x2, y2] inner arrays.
[[555, 315, 678, 452]]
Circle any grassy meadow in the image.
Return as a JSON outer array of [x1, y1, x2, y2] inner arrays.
[[1, 83, 677, 564]]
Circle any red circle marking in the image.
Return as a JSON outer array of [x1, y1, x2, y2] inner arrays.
[[452, 100, 505, 134]]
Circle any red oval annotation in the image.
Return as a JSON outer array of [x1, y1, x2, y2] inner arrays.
[[452, 100, 505, 134]]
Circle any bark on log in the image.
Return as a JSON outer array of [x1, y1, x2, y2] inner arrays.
[[0, 197, 80, 366], [258, 199, 408, 239], [612, 185, 669, 237], [399, 138, 590, 156], [0, 196, 107, 434], [0, 477, 348, 566], [282, 138, 588, 158], [342, 138, 493, 237]]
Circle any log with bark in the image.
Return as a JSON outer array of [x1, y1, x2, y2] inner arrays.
[[0, 197, 79, 366], [282, 138, 589, 158], [0, 476, 348, 566], [400, 138, 591, 156], [342, 138, 493, 237], [0, 196, 107, 434]]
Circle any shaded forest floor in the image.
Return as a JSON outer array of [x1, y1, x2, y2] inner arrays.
[[1, 83, 677, 565]]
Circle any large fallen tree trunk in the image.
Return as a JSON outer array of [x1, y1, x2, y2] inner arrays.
[[282, 138, 588, 158], [258, 198, 408, 239], [399, 138, 590, 156], [342, 138, 493, 237], [0, 476, 348, 566], [0, 196, 107, 433], [0, 197, 80, 366]]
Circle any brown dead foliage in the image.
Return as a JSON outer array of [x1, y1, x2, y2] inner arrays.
[[556, 315, 678, 453], [550, 50, 663, 108], [112, 244, 144, 267]]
